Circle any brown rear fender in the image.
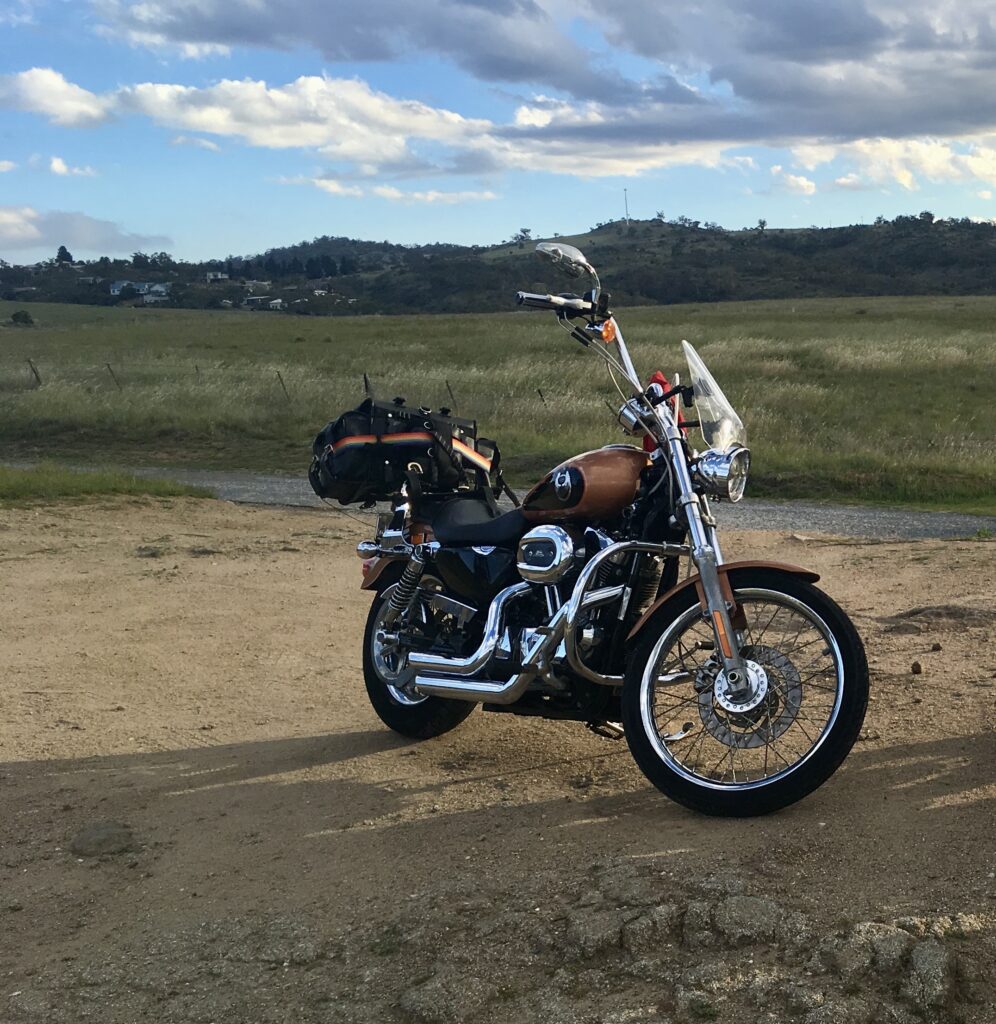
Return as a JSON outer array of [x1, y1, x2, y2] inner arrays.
[[360, 556, 407, 592], [626, 560, 821, 642]]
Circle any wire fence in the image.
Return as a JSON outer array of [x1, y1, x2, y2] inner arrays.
[[1, 360, 561, 414]]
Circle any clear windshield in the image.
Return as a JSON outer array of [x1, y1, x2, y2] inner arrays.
[[681, 340, 746, 451]]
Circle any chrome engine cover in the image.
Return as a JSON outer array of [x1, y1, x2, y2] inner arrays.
[[516, 525, 575, 584]]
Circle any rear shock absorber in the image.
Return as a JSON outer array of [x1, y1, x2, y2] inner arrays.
[[381, 546, 427, 627]]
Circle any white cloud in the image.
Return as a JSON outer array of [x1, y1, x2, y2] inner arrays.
[[0, 205, 170, 253], [0, 160, 15, 172], [0, 206, 42, 243], [370, 186, 498, 204], [281, 177, 497, 203], [793, 137, 996, 191], [50, 155, 96, 176], [170, 134, 221, 152], [0, 68, 111, 126], [978, 189, 992, 200], [832, 172, 869, 190], [771, 164, 816, 195]]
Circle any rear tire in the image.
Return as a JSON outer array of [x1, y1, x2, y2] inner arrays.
[[622, 569, 868, 816], [362, 588, 476, 740]]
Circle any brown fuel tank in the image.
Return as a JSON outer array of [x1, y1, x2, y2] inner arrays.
[[521, 445, 649, 524]]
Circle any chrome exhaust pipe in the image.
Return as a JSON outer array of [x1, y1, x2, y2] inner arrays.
[[414, 605, 567, 705], [407, 582, 529, 677]]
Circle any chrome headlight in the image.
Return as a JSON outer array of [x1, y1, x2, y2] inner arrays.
[[693, 447, 750, 502], [517, 525, 575, 583]]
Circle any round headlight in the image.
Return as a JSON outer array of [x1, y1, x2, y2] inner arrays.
[[694, 447, 750, 502]]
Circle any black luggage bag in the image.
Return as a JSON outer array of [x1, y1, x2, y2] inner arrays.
[[308, 397, 498, 506]]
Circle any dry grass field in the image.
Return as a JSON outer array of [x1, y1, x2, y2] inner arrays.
[[1, 295, 994, 510]]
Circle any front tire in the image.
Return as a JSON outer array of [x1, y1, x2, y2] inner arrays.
[[363, 586, 476, 740], [622, 569, 868, 816]]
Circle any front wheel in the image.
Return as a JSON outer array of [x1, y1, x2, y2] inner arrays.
[[363, 583, 476, 740], [621, 569, 868, 816]]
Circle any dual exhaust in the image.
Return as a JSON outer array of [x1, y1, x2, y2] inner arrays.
[[409, 582, 566, 705]]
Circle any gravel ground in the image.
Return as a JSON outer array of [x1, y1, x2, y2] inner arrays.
[[127, 466, 996, 540]]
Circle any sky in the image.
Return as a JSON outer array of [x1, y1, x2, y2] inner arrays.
[[2, 0, 996, 262]]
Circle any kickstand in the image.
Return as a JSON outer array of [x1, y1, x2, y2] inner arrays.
[[586, 720, 625, 740]]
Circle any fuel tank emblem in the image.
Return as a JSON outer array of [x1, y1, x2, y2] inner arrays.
[[554, 469, 573, 501]]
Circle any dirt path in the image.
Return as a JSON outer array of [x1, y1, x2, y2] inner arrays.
[[1, 498, 994, 1023]]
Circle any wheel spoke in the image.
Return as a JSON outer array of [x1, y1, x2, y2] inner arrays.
[[642, 588, 846, 790]]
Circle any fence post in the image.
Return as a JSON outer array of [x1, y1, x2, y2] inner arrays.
[[445, 379, 457, 409], [276, 370, 291, 403], [106, 363, 122, 391], [537, 387, 547, 405], [26, 359, 42, 387], [363, 372, 371, 395]]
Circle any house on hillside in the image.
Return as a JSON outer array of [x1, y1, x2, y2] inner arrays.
[[244, 295, 270, 309], [111, 280, 172, 298], [206, 271, 230, 283], [268, 299, 285, 311]]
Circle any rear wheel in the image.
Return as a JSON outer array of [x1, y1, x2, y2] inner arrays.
[[363, 582, 476, 740], [621, 569, 868, 816]]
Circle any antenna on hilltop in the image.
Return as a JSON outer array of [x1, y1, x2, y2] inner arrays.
[[624, 188, 630, 225]]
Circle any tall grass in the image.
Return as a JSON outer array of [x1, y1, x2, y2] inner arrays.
[[0, 462, 208, 503], [1, 296, 993, 511]]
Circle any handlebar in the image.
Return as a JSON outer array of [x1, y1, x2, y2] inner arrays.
[[516, 291, 594, 315]]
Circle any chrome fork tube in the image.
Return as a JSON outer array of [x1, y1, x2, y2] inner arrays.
[[653, 405, 749, 696]]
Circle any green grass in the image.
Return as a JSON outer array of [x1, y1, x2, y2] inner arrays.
[[1, 296, 994, 512], [0, 462, 209, 503]]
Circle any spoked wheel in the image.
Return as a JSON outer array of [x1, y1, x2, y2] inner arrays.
[[363, 580, 476, 740], [622, 569, 868, 816]]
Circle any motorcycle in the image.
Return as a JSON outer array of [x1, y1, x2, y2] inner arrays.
[[355, 241, 868, 816]]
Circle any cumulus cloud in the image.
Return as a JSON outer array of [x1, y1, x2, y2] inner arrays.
[[770, 164, 816, 195], [170, 134, 221, 151], [0, 160, 15, 172], [90, 0, 662, 103], [0, 206, 170, 252], [50, 155, 97, 176], [281, 177, 497, 203], [978, 189, 992, 200], [794, 137, 996, 190], [369, 186, 498, 204], [0, 68, 111, 126]]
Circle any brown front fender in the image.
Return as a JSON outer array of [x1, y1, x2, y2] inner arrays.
[[626, 560, 821, 642]]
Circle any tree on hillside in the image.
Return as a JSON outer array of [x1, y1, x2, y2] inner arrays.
[[56, 245, 73, 264], [132, 252, 150, 269], [756, 219, 767, 233], [513, 228, 532, 248]]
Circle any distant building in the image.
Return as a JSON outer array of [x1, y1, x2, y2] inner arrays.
[[219, 299, 234, 308], [206, 271, 229, 283], [244, 295, 270, 308], [143, 294, 169, 305], [243, 279, 272, 292], [110, 280, 172, 297], [313, 289, 327, 296], [268, 299, 286, 310]]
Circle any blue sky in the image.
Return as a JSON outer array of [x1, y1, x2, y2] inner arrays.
[[2, 0, 996, 262]]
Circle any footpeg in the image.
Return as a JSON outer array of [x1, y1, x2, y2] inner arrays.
[[586, 720, 625, 740]]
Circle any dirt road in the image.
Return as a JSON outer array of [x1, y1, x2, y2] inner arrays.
[[1, 498, 994, 1023]]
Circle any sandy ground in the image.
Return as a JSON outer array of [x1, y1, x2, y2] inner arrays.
[[0, 497, 994, 1024]]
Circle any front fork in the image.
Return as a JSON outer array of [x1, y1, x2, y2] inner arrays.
[[662, 421, 751, 699]]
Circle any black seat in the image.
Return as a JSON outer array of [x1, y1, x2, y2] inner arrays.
[[429, 498, 528, 547]]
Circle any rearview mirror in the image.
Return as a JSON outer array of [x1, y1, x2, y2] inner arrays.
[[535, 241, 591, 279]]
